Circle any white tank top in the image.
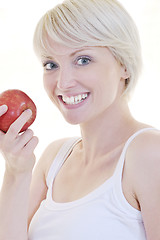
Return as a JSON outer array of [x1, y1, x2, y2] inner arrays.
[[29, 128, 154, 240]]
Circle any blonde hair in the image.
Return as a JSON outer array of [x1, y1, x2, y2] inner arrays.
[[33, 0, 142, 99]]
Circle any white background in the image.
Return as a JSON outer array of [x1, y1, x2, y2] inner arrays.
[[0, 0, 160, 187]]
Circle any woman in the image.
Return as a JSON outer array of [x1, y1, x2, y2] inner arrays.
[[0, 0, 160, 239]]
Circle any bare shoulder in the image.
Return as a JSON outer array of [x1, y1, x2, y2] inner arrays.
[[126, 129, 160, 168], [37, 137, 71, 178], [125, 129, 160, 238]]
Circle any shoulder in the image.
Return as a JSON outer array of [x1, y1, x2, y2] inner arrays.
[[125, 130, 160, 238], [125, 128, 160, 202], [41, 137, 70, 159], [28, 137, 71, 225], [34, 136, 81, 181], [126, 129, 160, 167], [31, 138, 70, 182], [38, 137, 72, 178]]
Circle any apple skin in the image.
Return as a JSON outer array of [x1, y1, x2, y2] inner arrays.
[[0, 89, 37, 133]]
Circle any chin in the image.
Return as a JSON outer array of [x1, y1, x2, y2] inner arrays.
[[64, 116, 81, 125], [62, 112, 86, 125]]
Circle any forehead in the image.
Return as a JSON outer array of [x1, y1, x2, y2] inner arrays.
[[47, 39, 75, 56], [42, 35, 116, 62], [43, 35, 98, 58]]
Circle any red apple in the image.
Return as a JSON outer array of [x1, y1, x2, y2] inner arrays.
[[0, 89, 37, 133]]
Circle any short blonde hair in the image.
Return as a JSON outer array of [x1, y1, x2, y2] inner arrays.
[[33, 0, 142, 99]]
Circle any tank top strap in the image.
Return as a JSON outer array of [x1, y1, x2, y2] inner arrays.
[[113, 127, 156, 179], [46, 137, 82, 187]]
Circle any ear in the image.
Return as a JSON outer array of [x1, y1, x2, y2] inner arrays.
[[120, 64, 130, 80]]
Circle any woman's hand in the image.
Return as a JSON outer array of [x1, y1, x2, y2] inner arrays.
[[0, 105, 39, 175]]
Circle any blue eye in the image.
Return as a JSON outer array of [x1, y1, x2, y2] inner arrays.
[[43, 62, 58, 70], [76, 57, 91, 66]]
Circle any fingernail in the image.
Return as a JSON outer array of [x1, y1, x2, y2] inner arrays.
[[1, 105, 8, 112], [26, 109, 32, 116]]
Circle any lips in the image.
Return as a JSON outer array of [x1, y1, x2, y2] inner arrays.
[[59, 93, 89, 105]]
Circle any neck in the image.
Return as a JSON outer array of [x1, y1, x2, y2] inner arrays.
[[79, 99, 138, 162]]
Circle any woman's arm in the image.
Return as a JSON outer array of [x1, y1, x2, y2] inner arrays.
[[0, 171, 32, 240], [0, 106, 38, 240], [126, 130, 160, 240]]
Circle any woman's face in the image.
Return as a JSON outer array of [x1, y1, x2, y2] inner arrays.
[[42, 39, 128, 125]]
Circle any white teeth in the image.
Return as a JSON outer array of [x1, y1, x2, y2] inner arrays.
[[63, 95, 68, 103], [70, 96, 74, 104], [62, 93, 88, 105], [75, 96, 78, 102], [78, 95, 82, 101]]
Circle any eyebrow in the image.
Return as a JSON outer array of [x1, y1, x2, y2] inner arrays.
[[42, 47, 93, 61], [70, 47, 92, 57]]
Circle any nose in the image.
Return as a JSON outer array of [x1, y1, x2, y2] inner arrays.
[[57, 65, 76, 90]]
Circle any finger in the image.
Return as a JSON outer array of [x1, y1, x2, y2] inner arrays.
[[16, 129, 34, 149], [0, 130, 5, 138], [7, 109, 32, 139], [0, 105, 8, 142], [0, 131, 5, 148], [0, 105, 8, 116], [23, 136, 39, 155]]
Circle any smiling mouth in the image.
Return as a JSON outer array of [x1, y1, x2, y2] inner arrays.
[[59, 93, 89, 105]]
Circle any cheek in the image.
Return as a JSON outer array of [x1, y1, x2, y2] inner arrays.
[[43, 74, 56, 94], [94, 68, 121, 101], [43, 75, 59, 107]]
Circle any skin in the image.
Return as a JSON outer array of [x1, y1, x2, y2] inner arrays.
[[0, 40, 160, 240], [41, 40, 144, 173], [0, 106, 38, 239]]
